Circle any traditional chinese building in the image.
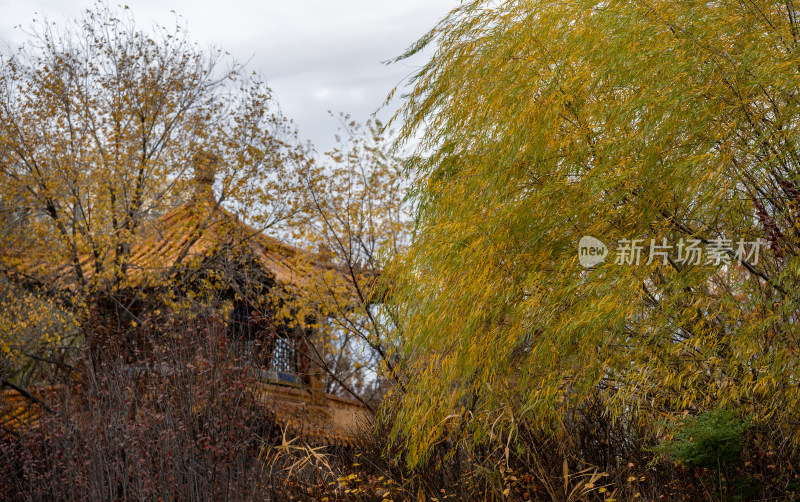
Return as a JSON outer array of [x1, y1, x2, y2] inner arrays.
[[0, 153, 371, 445]]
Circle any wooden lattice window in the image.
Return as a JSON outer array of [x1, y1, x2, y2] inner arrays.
[[270, 337, 299, 383]]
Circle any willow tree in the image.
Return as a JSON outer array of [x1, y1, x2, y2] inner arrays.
[[0, 4, 306, 376], [388, 0, 800, 465]]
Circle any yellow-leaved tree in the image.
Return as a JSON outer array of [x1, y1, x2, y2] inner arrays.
[[293, 114, 411, 409], [0, 3, 307, 381], [388, 0, 800, 467]]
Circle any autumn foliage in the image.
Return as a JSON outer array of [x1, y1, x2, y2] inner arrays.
[[380, 0, 800, 499], [5, 0, 800, 500]]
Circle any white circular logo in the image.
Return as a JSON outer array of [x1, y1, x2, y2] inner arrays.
[[578, 236, 607, 268]]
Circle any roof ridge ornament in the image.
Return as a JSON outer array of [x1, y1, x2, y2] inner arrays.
[[191, 150, 221, 202]]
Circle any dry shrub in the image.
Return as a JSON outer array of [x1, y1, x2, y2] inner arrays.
[[0, 314, 281, 501], [264, 394, 800, 501], [2, 311, 798, 501]]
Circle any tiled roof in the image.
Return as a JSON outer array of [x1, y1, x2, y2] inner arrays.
[[125, 197, 333, 289], [3, 196, 340, 293], [0, 388, 42, 437]]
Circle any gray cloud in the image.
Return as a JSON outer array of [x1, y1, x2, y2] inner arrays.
[[0, 0, 457, 152]]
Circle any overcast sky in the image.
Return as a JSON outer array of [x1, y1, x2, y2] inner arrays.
[[0, 0, 457, 153]]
